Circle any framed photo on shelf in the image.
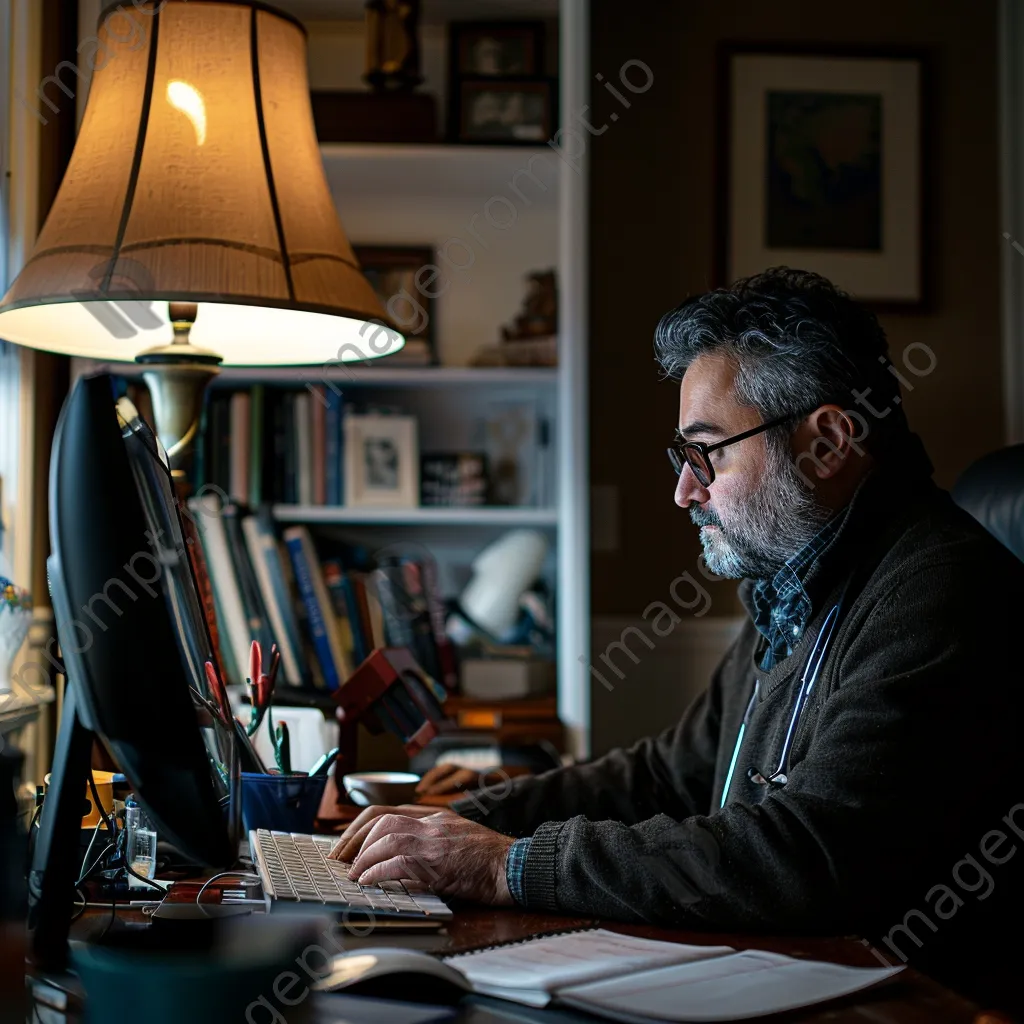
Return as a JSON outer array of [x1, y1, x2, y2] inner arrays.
[[449, 21, 544, 77], [452, 78, 556, 144], [353, 245, 437, 365], [720, 47, 925, 307], [344, 414, 419, 508]]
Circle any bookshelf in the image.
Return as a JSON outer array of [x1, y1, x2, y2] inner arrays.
[[72, 0, 591, 757], [272, 506, 560, 527]]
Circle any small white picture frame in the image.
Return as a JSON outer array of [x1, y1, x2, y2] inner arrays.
[[344, 414, 419, 508]]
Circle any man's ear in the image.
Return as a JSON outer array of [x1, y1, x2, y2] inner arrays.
[[792, 405, 860, 481]]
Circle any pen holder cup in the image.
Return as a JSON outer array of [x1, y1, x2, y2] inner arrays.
[[240, 772, 328, 834]]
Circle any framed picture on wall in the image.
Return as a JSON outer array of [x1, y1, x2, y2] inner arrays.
[[720, 47, 926, 307], [450, 21, 544, 77], [353, 245, 437, 365], [452, 77, 556, 144]]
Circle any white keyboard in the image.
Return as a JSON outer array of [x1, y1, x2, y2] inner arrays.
[[250, 830, 453, 920]]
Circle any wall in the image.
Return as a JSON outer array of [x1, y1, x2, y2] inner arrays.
[[587, 0, 1001, 752]]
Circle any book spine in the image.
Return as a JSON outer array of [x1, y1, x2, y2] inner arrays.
[[420, 554, 458, 690], [241, 514, 303, 686], [249, 384, 265, 508], [324, 388, 343, 505], [339, 572, 367, 665], [282, 391, 297, 504], [311, 386, 327, 506], [295, 391, 313, 506], [322, 560, 359, 672], [283, 528, 353, 689], [190, 496, 251, 684], [223, 504, 274, 658], [229, 391, 251, 502], [284, 530, 339, 691], [372, 567, 417, 650]]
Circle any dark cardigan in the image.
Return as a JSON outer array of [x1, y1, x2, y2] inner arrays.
[[454, 432, 1024, 1010]]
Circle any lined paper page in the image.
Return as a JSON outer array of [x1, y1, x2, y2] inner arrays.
[[558, 949, 904, 1022], [445, 928, 734, 996]]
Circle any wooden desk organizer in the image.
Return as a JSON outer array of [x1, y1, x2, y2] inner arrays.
[[331, 647, 448, 764]]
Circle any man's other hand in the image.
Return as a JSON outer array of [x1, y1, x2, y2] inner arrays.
[[346, 811, 516, 905]]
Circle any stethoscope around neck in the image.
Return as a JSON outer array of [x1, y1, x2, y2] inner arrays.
[[719, 593, 847, 809]]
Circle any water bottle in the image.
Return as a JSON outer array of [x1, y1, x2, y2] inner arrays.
[[124, 795, 157, 889]]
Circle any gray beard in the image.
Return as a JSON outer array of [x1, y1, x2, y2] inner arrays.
[[690, 442, 832, 580]]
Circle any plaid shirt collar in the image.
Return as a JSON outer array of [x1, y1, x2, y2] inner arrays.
[[750, 512, 845, 671]]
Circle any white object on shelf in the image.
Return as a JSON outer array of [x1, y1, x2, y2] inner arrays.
[[458, 529, 548, 640]]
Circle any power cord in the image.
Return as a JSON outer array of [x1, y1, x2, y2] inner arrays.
[[195, 871, 260, 917]]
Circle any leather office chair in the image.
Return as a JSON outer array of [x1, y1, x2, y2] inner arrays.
[[950, 444, 1024, 562]]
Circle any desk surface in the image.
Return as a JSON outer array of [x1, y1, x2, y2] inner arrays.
[[30, 897, 997, 1024]]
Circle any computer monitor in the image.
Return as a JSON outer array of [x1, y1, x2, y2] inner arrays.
[[28, 373, 235, 969]]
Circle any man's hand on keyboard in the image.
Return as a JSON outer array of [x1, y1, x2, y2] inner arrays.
[[328, 804, 452, 862], [339, 811, 516, 906]]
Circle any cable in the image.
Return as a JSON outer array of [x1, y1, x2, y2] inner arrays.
[[195, 871, 260, 917], [76, 817, 107, 884], [76, 841, 116, 887]]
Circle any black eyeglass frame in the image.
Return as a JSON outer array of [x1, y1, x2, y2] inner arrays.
[[668, 409, 812, 487]]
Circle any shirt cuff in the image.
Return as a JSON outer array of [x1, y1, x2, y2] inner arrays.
[[505, 837, 532, 905]]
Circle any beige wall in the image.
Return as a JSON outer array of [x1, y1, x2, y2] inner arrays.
[[589, 0, 1003, 621]]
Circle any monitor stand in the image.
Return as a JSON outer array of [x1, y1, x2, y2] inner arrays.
[[27, 681, 95, 972]]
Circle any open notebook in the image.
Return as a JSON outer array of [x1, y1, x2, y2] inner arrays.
[[442, 928, 904, 1022]]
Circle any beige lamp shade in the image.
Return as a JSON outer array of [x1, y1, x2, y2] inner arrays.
[[0, 0, 403, 366]]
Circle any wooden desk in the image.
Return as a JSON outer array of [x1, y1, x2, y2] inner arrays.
[[30, 897, 998, 1024]]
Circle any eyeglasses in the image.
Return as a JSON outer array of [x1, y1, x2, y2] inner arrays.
[[667, 411, 809, 487]]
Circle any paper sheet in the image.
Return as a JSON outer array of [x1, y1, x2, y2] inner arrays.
[[445, 928, 734, 997], [557, 949, 904, 1022]]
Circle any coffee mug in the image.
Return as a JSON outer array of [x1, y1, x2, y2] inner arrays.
[[342, 771, 420, 808]]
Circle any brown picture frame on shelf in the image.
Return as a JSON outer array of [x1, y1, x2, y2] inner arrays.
[[450, 21, 545, 77], [352, 245, 438, 365], [718, 44, 927, 309], [451, 77, 556, 145]]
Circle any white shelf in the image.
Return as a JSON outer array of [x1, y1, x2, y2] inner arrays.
[[272, 504, 558, 527], [75, 361, 557, 388], [215, 365, 557, 387], [320, 143, 559, 205]]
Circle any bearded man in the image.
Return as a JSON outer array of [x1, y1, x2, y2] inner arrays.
[[330, 268, 1024, 1011]]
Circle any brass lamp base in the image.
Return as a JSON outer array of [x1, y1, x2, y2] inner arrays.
[[136, 303, 222, 494]]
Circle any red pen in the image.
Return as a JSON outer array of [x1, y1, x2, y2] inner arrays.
[[249, 640, 263, 707], [204, 660, 232, 725]]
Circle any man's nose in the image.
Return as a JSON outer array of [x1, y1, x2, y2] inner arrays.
[[675, 461, 710, 508]]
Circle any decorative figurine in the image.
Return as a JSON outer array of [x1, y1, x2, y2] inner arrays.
[[501, 269, 558, 341]]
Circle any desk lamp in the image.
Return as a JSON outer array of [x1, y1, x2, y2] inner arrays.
[[0, 0, 403, 490]]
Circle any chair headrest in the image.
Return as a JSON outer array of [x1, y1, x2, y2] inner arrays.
[[951, 444, 1024, 562]]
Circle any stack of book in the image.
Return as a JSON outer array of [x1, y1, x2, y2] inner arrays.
[[197, 386, 406, 507], [185, 499, 457, 692]]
